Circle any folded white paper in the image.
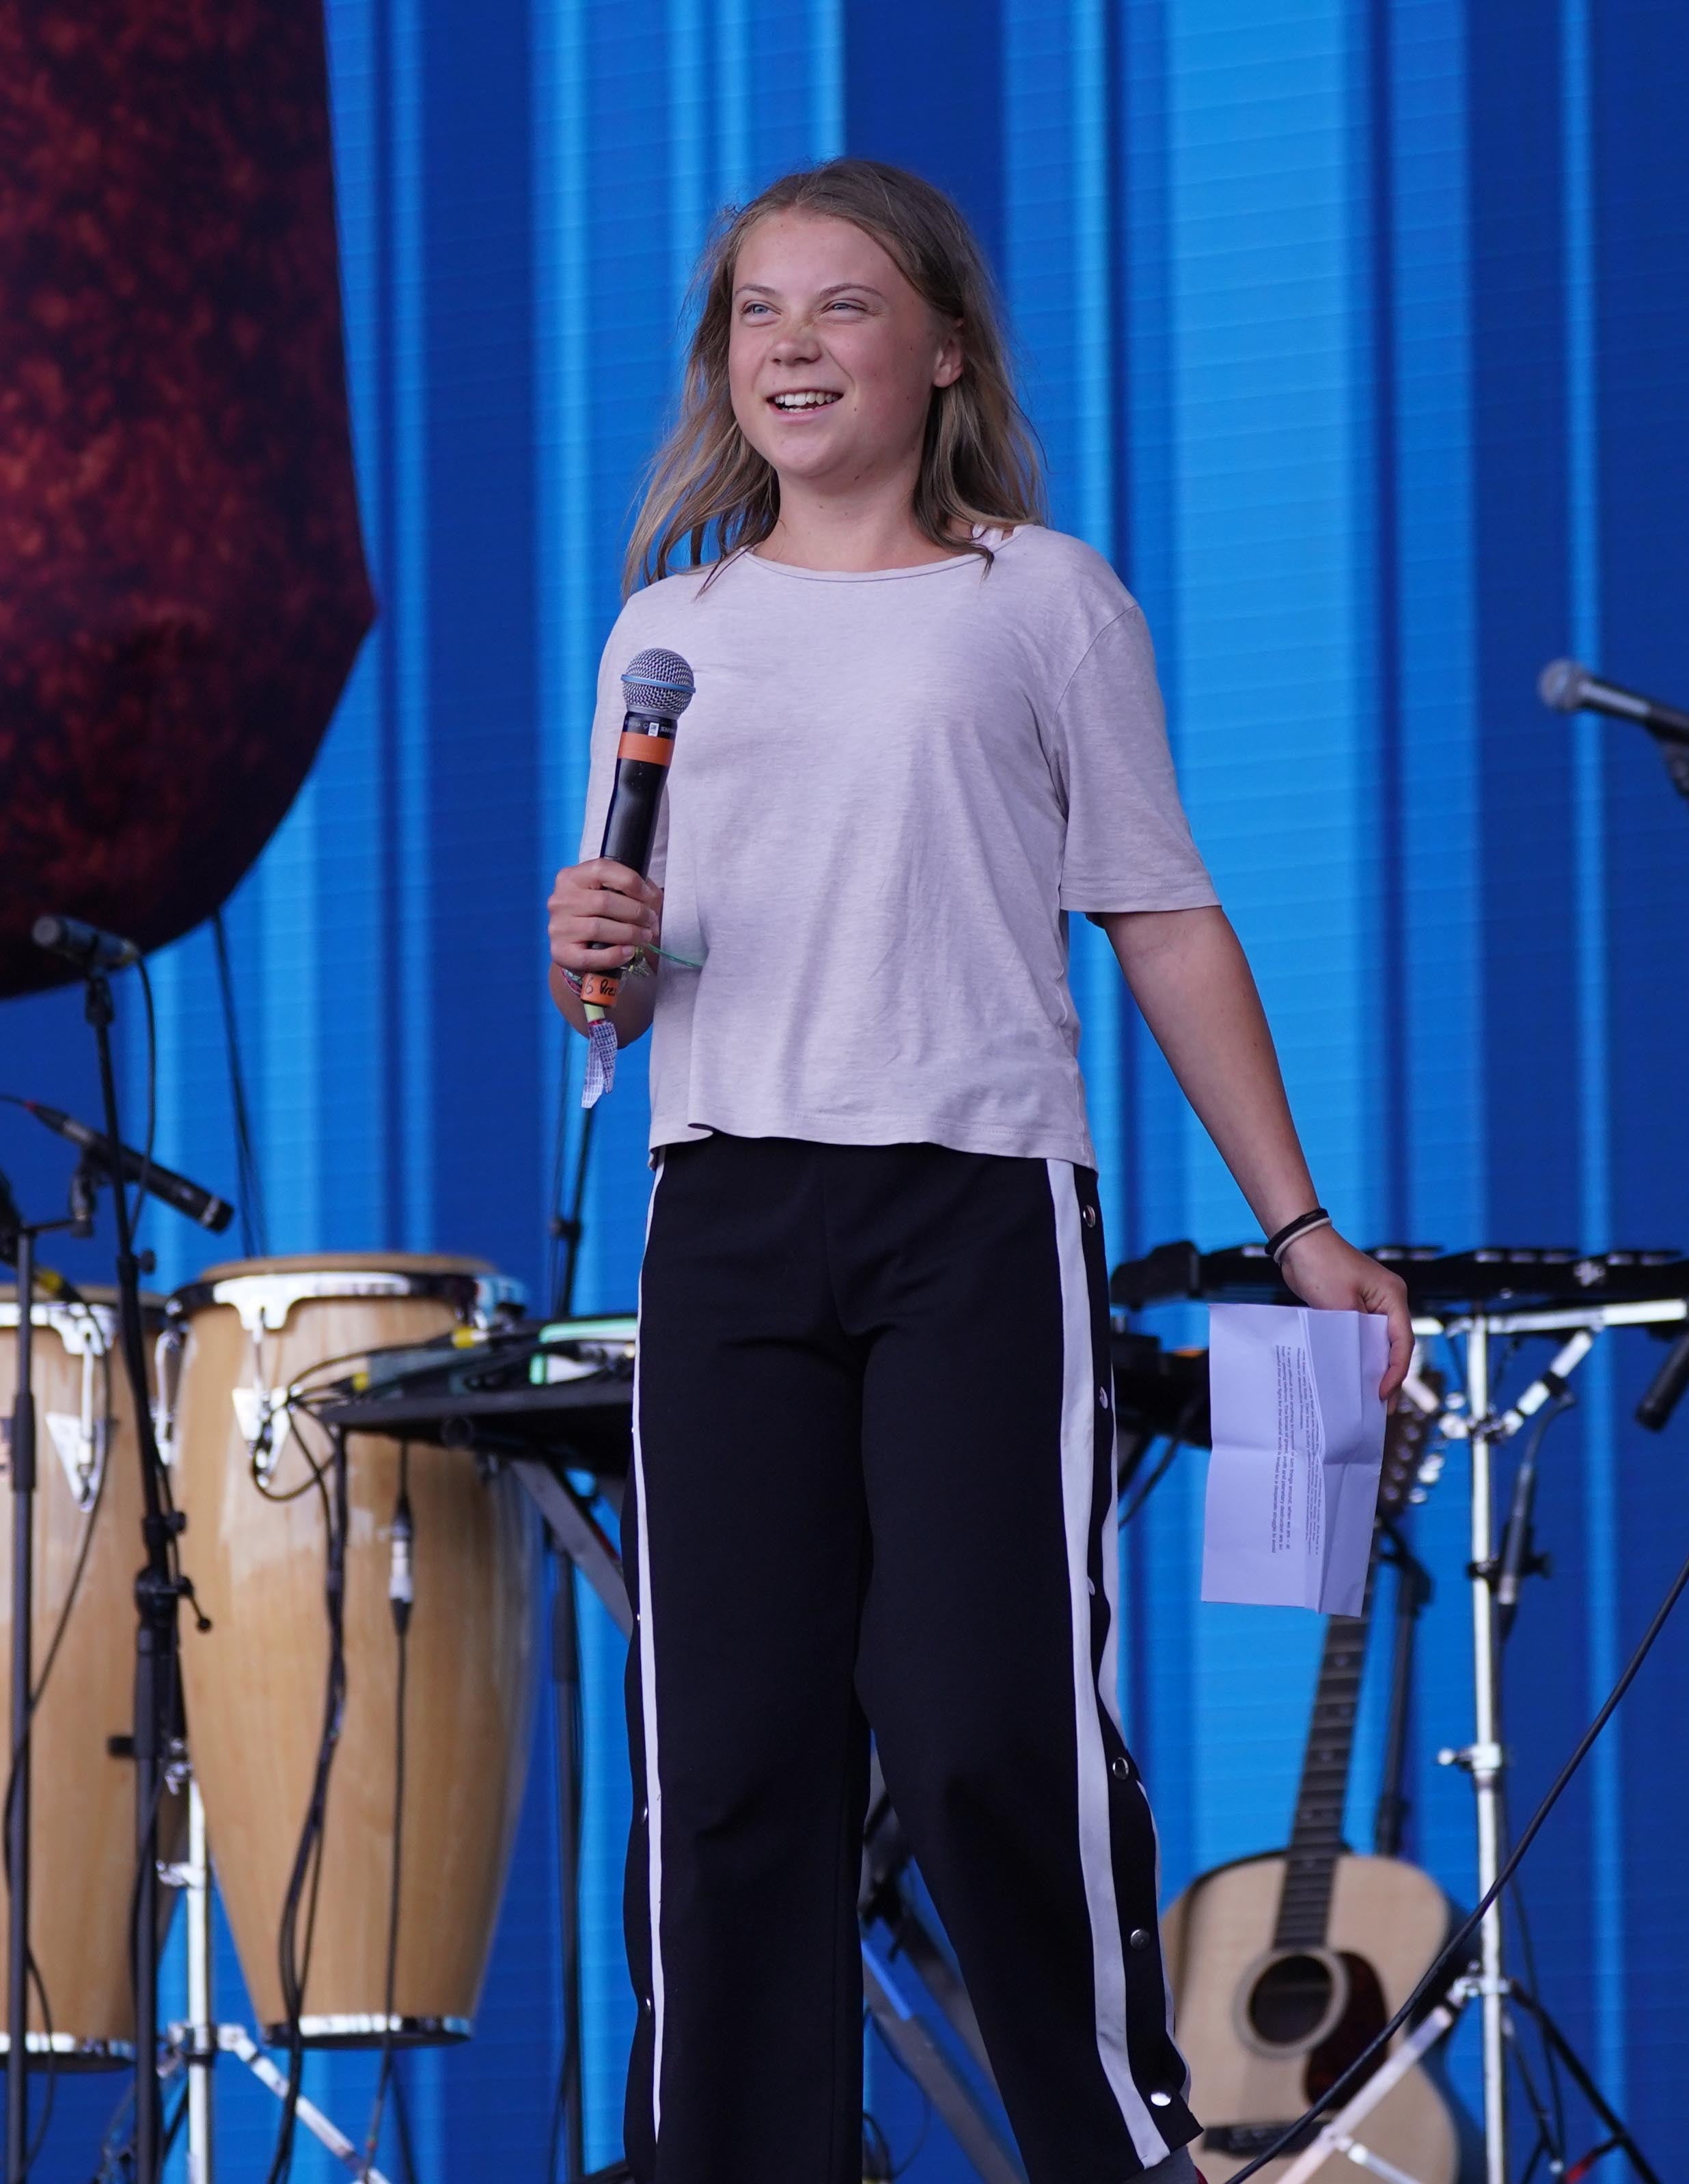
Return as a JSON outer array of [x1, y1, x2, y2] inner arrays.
[[1201, 1302, 1389, 1615]]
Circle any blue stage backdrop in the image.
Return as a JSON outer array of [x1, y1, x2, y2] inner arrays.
[[3, 1, 1688, 2177]]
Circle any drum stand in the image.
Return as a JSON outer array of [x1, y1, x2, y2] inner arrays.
[[57, 965, 206, 2184], [1401, 1296, 1683, 2184], [165, 1777, 395, 2184]]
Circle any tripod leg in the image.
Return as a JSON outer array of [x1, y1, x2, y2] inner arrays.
[[1507, 1988, 1662, 2184]]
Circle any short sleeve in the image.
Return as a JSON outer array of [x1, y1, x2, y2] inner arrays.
[[577, 615, 670, 886], [1049, 603, 1218, 916]]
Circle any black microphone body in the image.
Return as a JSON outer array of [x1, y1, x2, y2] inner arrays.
[[599, 720, 672, 873], [31, 914, 143, 972], [21, 1102, 234, 1233], [1539, 659, 1689, 746], [1637, 1328, 1689, 1434], [579, 648, 696, 1017]]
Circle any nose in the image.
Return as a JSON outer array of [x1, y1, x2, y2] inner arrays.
[[769, 316, 822, 364]]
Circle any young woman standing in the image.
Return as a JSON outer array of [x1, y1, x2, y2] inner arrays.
[[548, 159, 1412, 2184]]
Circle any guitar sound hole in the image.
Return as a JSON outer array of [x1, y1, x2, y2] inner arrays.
[[1246, 1953, 1334, 2046]]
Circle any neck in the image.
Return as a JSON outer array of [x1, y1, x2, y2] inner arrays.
[[1272, 1570, 1377, 1951], [760, 461, 962, 572]]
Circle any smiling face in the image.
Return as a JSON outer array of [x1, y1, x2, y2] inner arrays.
[[728, 210, 963, 497]]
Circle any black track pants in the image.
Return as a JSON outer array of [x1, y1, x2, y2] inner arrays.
[[621, 1134, 1200, 2184]]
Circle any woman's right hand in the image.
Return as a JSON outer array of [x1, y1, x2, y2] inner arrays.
[[547, 858, 662, 974]]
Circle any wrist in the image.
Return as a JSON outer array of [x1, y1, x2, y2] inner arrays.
[[1267, 1206, 1332, 1265]]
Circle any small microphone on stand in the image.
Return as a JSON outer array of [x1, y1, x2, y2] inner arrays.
[[31, 914, 143, 972], [1540, 659, 1689, 805], [16, 1102, 234, 1233], [1636, 1328, 1689, 1434]]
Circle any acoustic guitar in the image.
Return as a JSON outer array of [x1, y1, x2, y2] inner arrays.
[[1161, 1393, 1475, 2181]]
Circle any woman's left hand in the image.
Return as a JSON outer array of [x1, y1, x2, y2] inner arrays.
[[1276, 1226, 1414, 1403]]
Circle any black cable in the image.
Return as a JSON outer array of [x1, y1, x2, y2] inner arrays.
[[15, 1948, 59, 2176], [544, 1657, 585, 2184], [1497, 1392, 1574, 1639], [557, 1101, 598, 1320], [159, 2084, 188, 2158], [860, 2112, 893, 2182], [1501, 1783, 1568, 2167], [389, 2059, 420, 2184], [265, 1426, 350, 2184], [90, 2073, 135, 2183], [362, 1447, 413, 2181], [547, 1037, 575, 1320], [1494, 1397, 1574, 2159], [1226, 1531, 1689, 2182], [211, 912, 270, 1259], [1, 1313, 115, 2177]]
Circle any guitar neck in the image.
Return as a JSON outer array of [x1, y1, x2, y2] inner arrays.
[[1272, 1579, 1375, 1952]]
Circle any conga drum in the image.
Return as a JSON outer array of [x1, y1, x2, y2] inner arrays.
[[0, 1287, 184, 2065], [169, 1254, 538, 2045]]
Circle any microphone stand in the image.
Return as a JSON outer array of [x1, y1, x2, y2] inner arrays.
[[5, 1220, 36, 2184], [5, 1195, 90, 2183], [77, 968, 189, 2184]]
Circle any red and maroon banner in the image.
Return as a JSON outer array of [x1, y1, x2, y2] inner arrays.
[[0, 0, 375, 998]]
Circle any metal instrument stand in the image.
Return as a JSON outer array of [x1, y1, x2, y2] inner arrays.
[[3, 1186, 94, 2181], [5, 1223, 42, 2183], [74, 965, 189, 2184], [167, 1775, 396, 2184], [1405, 1292, 1686, 2184]]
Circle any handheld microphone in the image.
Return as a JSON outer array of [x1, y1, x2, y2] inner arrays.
[[1538, 659, 1689, 748], [18, 1101, 234, 1233], [580, 649, 696, 1013], [31, 914, 143, 972], [577, 649, 695, 1105]]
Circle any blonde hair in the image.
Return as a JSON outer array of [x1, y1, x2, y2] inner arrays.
[[623, 158, 1046, 593]]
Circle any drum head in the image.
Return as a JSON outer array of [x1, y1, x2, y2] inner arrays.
[[190, 1251, 494, 1285]]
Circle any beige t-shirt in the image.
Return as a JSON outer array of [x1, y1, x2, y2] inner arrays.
[[577, 524, 1217, 1168]]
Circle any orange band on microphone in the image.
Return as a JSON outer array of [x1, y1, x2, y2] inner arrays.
[[579, 971, 622, 1007], [617, 730, 674, 765]]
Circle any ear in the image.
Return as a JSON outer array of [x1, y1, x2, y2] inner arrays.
[[932, 321, 965, 390]]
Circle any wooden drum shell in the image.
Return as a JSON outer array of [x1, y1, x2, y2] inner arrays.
[[171, 1255, 538, 2043], [0, 1289, 183, 2064]]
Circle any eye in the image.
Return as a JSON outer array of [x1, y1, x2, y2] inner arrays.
[[825, 297, 867, 314], [739, 299, 773, 319]]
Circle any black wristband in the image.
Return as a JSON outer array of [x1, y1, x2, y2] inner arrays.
[[1267, 1207, 1332, 1264]]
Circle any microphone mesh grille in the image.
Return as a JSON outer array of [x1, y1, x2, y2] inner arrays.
[[1538, 658, 1585, 713], [622, 647, 696, 718]]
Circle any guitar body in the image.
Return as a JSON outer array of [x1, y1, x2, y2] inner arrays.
[[1164, 1850, 1465, 2182]]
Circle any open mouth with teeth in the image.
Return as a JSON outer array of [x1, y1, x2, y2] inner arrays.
[[769, 390, 842, 411]]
